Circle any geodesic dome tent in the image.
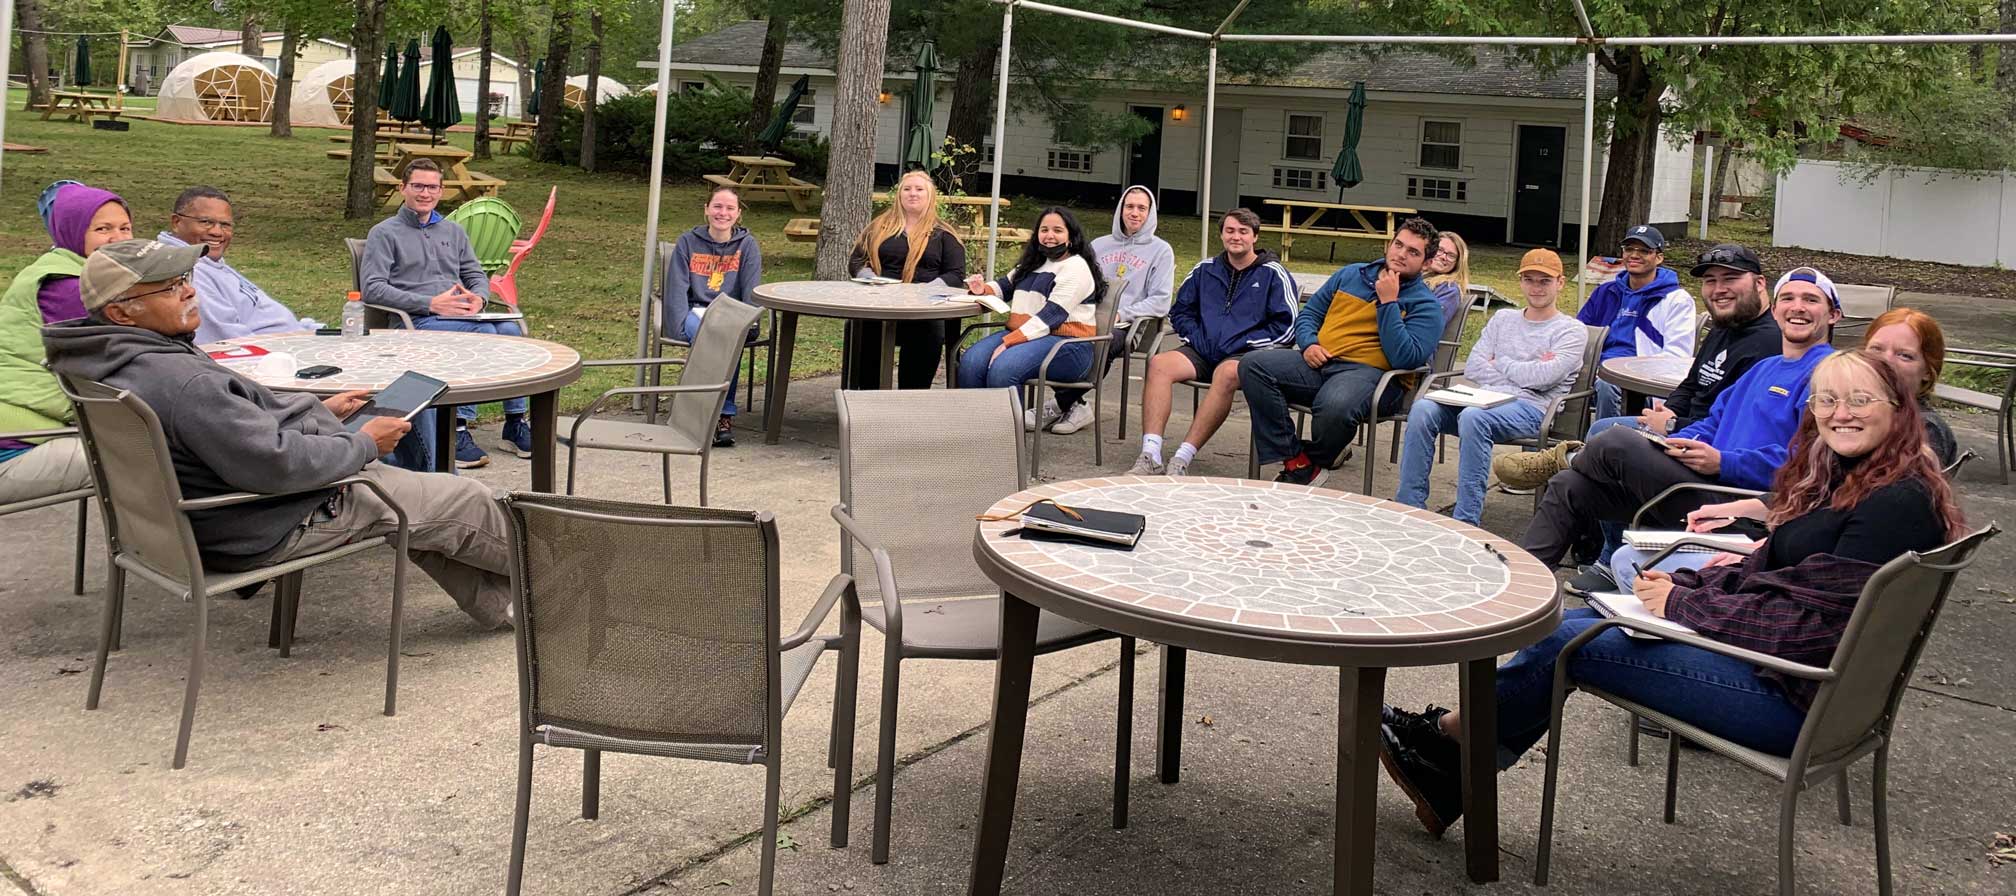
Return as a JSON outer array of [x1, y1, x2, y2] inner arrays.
[[155, 52, 277, 123], [562, 75, 630, 109], [289, 58, 357, 127]]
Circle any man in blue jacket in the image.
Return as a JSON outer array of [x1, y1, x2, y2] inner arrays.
[[1575, 224, 1696, 420], [1240, 217, 1444, 486], [1520, 266, 1842, 567], [1128, 208, 1296, 476]]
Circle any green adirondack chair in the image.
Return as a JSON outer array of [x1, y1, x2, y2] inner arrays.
[[445, 196, 524, 274]]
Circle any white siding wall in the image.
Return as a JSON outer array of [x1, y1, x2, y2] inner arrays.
[[1648, 126, 1696, 226], [1774, 159, 2015, 267]]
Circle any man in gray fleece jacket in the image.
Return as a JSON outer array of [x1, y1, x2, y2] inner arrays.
[[44, 239, 514, 628]]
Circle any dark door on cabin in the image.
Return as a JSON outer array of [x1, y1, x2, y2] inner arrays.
[[1513, 125, 1567, 246], [1127, 106, 1163, 197]]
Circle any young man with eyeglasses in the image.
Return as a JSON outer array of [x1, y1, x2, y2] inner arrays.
[[1518, 266, 1841, 569], [41, 240, 516, 628], [1573, 225, 1696, 421], [158, 186, 317, 345], [360, 159, 528, 468]]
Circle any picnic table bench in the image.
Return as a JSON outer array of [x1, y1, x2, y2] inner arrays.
[[370, 144, 507, 207], [1258, 199, 1417, 263], [489, 121, 535, 151], [708, 155, 821, 212], [41, 90, 121, 125], [782, 195, 1028, 246]]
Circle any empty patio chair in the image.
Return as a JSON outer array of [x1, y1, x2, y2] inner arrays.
[[60, 376, 409, 770], [564, 296, 761, 505], [0, 426, 93, 594], [499, 492, 857, 896], [1534, 525, 1999, 896], [1932, 347, 2016, 484], [444, 195, 524, 274], [832, 388, 1137, 863]]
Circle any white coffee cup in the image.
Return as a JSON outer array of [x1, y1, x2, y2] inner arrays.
[[257, 351, 298, 382]]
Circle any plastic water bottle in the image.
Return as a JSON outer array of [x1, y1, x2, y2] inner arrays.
[[341, 291, 367, 338]]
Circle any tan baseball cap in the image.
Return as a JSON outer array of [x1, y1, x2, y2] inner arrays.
[[1517, 248, 1564, 278], [79, 239, 206, 312]]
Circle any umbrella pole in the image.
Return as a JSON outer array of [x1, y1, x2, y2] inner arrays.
[[115, 30, 127, 110], [635, 0, 678, 396], [986, 2, 1016, 278], [1201, 42, 1216, 261]]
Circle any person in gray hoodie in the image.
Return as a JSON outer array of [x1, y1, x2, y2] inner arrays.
[[1035, 185, 1175, 435], [664, 185, 763, 447], [43, 239, 515, 629]]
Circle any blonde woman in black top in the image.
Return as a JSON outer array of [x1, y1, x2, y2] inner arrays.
[[846, 170, 967, 389]]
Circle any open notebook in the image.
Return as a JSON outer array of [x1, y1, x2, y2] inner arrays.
[[436, 298, 524, 322], [1585, 591, 1697, 641], [1424, 383, 1514, 409]]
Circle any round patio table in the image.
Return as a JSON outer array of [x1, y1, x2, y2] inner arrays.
[[965, 476, 1562, 896], [750, 280, 986, 445], [206, 330, 582, 492], [1598, 355, 1691, 402]]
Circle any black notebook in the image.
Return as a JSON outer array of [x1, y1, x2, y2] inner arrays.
[[1019, 502, 1147, 549]]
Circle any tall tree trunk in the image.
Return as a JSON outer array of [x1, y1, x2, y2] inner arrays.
[[475, 0, 494, 160], [532, 1, 574, 163], [944, 41, 998, 194], [815, 0, 895, 280], [269, 27, 299, 138], [345, 0, 393, 220], [240, 16, 262, 56], [743, 5, 789, 145], [1706, 138, 1736, 223], [1593, 52, 1661, 253], [17, 0, 53, 110], [509, 30, 534, 117], [580, 9, 603, 172], [2000, 1, 2016, 103]]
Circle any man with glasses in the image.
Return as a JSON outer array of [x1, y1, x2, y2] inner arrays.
[[159, 186, 317, 344], [1573, 225, 1695, 421], [41, 239, 517, 629], [360, 158, 528, 469], [1516, 266, 1841, 569]]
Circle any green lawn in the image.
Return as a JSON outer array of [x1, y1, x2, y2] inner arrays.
[[2, 101, 1555, 412]]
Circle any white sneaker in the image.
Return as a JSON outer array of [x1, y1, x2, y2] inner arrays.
[[1049, 401, 1096, 434], [1166, 455, 1191, 477], [1024, 397, 1061, 432], [1127, 453, 1165, 475]]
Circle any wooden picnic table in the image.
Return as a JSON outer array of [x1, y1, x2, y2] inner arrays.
[[706, 154, 820, 213], [41, 90, 121, 125], [370, 144, 507, 207], [1259, 199, 1418, 263], [490, 122, 535, 151]]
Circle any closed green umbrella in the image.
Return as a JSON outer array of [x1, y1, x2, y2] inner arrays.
[[900, 40, 939, 170], [378, 45, 400, 112], [390, 39, 424, 123], [73, 37, 90, 88], [756, 74, 810, 153], [418, 26, 463, 135], [526, 58, 544, 120], [1331, 81, 1367, 196]]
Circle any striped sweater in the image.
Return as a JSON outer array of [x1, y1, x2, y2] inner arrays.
[[989, 254, 1098, 346]]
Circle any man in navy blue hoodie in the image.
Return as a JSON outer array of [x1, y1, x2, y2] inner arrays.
[[1128, 208, 1296, 476], [1575, 225, 1696, 420]]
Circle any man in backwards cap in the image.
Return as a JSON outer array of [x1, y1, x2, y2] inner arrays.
[[40, 239, 514, 628]]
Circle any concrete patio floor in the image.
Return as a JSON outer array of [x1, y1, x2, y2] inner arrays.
[[1, 291, 2012, 896]]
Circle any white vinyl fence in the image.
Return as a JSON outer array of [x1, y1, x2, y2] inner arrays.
[[1775, 159, 2016, 267]]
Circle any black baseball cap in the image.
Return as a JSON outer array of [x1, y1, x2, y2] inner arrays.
[[1622, 224, 1665, 251], [1689, 243, 1763, 277]]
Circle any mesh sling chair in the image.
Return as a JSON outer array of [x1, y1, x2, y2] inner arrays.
[[0, 426, 93, 594], [1932, 347, 2016, 484], [832, 388, 1138, 863], [1483, 324, 1608, 509], [957, 283, 1118, 478], [563, 296, 762, 506], [59, 376, 410, 770], [1535, 525, 1998, 896], [653, 238, 776, 426], [1114, 315, 1165, 441], [499, 493, 858, 896], [344, 237, 417, 331]]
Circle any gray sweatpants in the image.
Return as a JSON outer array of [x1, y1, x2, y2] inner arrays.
[[0, 437, 93, 504], [268, 463, 514, 628]]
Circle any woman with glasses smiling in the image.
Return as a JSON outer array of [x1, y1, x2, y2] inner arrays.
[[1378, 350, 1967, 837]]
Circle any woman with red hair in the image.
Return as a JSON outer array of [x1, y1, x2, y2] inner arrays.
[[1377, 351, 1966, 837], [1863, 306, 1958, 466]]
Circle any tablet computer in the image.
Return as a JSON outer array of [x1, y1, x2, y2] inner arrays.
[[343, 371, 450, 432]]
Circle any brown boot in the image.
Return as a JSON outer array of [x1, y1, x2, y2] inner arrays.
[[1492, 440, 1581, 490]]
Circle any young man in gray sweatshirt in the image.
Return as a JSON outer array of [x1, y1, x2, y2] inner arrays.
[[1034, 185, 1175, 435], [360, 159, 526, 469], [43, 239, 515, 628]]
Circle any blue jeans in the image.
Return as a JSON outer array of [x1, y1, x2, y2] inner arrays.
[[1594, 378, 1624, 422], [1394, 398, 1544, 525], [678, 309, 738, 417], [382, 408, 443, 473], [414, 316, 530, 423], [1609, 544, 1705, 588], [956, 332, 1092, 390], [1239, 349, 1408, 467], [1493, 608, 1807, 769]]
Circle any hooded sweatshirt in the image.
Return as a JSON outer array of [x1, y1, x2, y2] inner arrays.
[[34, 184, 128, 324], [1167, 248, 1297, 367], [663, 224, 763, 334], [1664, 307, 1781, 428], [1576, 266, 1696, 362], [40, 319, 379, 566], [359, 205, 491, 318], [156, 232, 311, 344], [1296, 259, 1442, 371], [1673, 344, 1834, 491], [1088, 186, 1175, 325]]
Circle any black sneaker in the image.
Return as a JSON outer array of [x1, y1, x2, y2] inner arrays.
[[1274, 458, 1328, 488], [1566, 564, 1617, 596], [712, 416, 736, 448], [1378, 704, 1464, 838]]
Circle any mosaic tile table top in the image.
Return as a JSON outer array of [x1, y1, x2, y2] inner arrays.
[[1599, 354, 1691, 396], [207, 331, 582, 396], [753, 280, 984, 320], [977, 476, 1558, 642]]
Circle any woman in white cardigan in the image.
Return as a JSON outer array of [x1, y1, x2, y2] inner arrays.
[[956, 207, 1106, 389]]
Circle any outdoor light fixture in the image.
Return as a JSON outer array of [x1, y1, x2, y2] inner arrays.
[[878, 90, 892, 104], [1171, 104, 1186, 121]]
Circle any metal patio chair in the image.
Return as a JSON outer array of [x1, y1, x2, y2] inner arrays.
[[499, 492, 858, 896], [653, 239, 776, 425], [0, 427, 93, 594], [1932, 347, 2016, 484], [343, 237, 417, 331], [1479, 325, 1607, 509], [958, 284, 1118, 478]]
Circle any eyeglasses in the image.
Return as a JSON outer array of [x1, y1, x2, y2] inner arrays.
[[1807, 393, 1898, 417], [1620, 245, 1658, 257], [111, 276, 189, 304], [173, 214, 235, 231], [404, 182, 445, 193]]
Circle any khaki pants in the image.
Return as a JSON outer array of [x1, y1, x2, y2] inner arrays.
[[271, 463, 514, 628], [0, 437, 93, 505]]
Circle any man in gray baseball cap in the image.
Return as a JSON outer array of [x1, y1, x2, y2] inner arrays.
[[41, 239, 515, 629]]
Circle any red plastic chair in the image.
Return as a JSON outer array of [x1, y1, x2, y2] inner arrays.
[[490, 186, 556, 308]]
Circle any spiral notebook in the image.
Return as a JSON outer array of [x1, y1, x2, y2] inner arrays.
[[1585, 591, 1697, 641]]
